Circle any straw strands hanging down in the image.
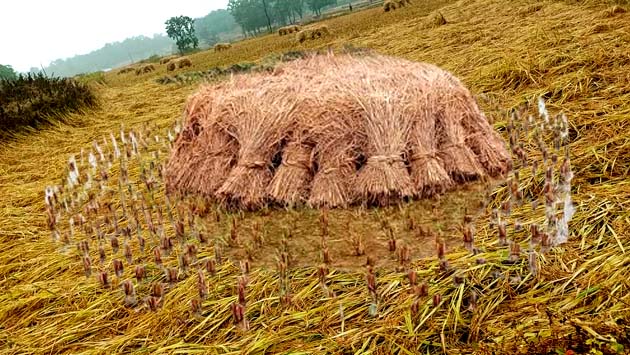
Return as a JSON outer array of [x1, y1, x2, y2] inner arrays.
[[166, 51, 512, 210]]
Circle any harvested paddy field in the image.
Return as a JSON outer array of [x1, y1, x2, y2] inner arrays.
[[1, 0, 629, 353]]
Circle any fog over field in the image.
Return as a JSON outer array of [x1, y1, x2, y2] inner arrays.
[[2, 0, 228, 75]]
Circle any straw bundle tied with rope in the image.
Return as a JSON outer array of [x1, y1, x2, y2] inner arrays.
[[349, 84, 415, 205], [266, 86, 318, 207], [165, 84, 238, 198], [166, 52, 511, 210], [305, 91, 364, 208], [455, 89, 513, 177], [390, 56, 507, 181], [164, 87, 214, 195], [216, 75, 301, 210], [267, 136, 314, 207], [185, 125, 238, 197], [434, 84, 483, 182], [407, 84, 454, 196]]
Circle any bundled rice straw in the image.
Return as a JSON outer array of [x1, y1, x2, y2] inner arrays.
[[402, 60, 509, 178], [433, 83, 483, 182], [450, 86, 513, 177], [185, 125, 238, 197], [323, 54, 447, 201], [165, 84, 238, 198], [347, 81, 415, 205], [308, 141, 358, 208], [268, 81, 318, 209], [307, 96, 362, 208], [216, 75, 300, 209], [165, 86, 217, 195], [166, 51, 511, 210], [267, 126, 315, 206], [406, 85, 454, 196], [271, 53, 360, 208]]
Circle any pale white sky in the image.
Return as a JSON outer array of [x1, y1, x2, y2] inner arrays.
[[1, 0, 229, 72]]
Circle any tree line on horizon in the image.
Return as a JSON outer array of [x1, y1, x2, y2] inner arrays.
[[227, 0, 339, 35], [25, 9, 238, 78], [18, 0, 352, 78]]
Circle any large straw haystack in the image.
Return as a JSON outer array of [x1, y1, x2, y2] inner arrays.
[[117, 67, 136, 75], [165, 52, 511, 210]]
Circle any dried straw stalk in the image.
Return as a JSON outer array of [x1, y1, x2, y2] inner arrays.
[[266, 89, 318, 207], [165, 86, 218, 195], [185, 125, 238, 197], [407, 87, 454, 197], [347, 82, 415, 205], [454, 89, 513, 177], [401, 59, 510, 179], [267, 137, 314, 206], [306, 93, 362, 208], [216, 76, 300, 209], [165, 84, 239, 198], [308, 144, 358, 208], [433, 83, 483, 182]]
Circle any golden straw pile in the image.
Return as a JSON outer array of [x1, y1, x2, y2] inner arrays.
[[166, 52, 512, 209]]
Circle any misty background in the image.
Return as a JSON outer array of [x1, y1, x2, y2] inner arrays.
[[4, 0, 359, 78]]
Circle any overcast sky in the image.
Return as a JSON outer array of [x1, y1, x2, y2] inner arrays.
[[1, 0, 229, 72]]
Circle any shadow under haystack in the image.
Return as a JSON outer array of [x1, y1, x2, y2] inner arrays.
[[165, 51, 512, 210]]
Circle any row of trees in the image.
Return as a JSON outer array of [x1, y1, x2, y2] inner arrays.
[[166, 9, 241, 53], [0, 65, 17, 81], [167, 0, 339, 53], [227, 0, 337, 35], [194, 9, 240, 46], [26, 0, 337, 77], [36, 35, 175, 77]]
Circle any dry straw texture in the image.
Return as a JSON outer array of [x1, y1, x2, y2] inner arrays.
[[166, 52, 510, 209], [2, 0, 630, 354]]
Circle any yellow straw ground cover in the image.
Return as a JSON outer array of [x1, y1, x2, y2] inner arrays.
[[1, 0, 629, 353]]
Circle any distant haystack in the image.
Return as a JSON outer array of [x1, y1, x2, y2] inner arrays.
[[297, 25, 330, 43], [117, 67, 136, 75], [160, 55, 178, 65], [297, 30, 310, 43], [214, 43, 232, 52], [166, 52, 511, 210], [135, 64, 155, 75], [383, 0, 410, 12], [603, 5, 626, 17], [427, 11, 447, 27], [384, 0, 397, 12], [311, 25, 330, 39], [279, 25, 301, 36], [178, 58, 193, 68]]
